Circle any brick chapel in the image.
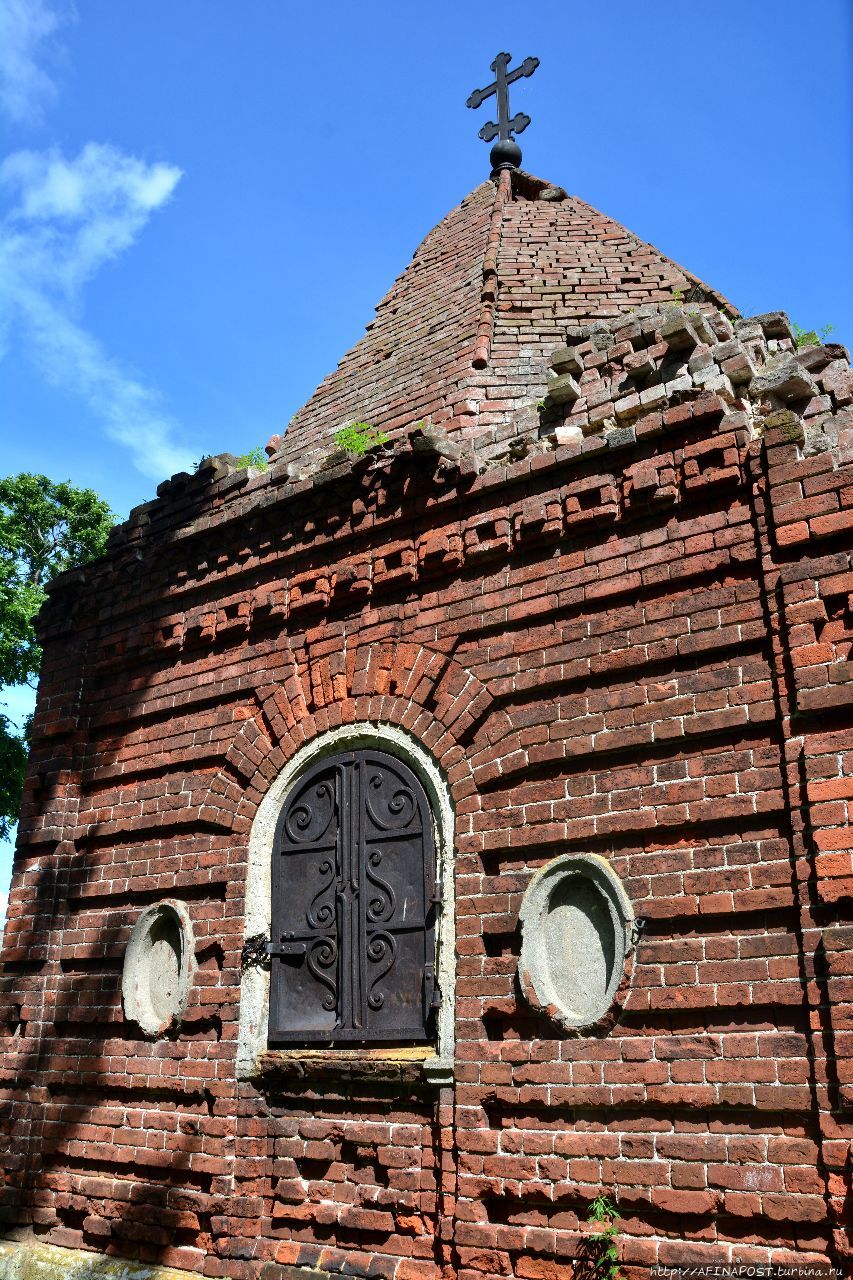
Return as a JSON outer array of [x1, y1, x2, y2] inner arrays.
[[1, 56, 853, 1280]]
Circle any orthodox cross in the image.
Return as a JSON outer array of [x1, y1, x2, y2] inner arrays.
[[466, 52, 539, 173]]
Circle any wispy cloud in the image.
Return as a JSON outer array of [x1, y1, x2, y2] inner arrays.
[[0, 143, 194, 480], [0, 143, 197, 479], [0, 0, 64, 125], [0, 2, 196, 483]]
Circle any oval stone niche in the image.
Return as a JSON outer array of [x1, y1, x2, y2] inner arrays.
[[122, 900, 196, 1036], [518, 854, 634, 1032]]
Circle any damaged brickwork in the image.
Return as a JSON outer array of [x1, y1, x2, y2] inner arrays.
[[0, 169, 852, 1280]]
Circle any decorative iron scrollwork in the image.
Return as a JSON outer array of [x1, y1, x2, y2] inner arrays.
[[307, 856, 337, 929], [365, 848, 396, 923], [366, 931, 397, 1010], [364, 768, 416, 831], [307, 936, 339, 1012], [284, 779, 335, 845]]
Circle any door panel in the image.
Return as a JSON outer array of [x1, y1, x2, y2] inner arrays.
[[268, 749, 437, 1044]]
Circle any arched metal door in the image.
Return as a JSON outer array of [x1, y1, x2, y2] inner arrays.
[[269, 749, 439, 1044]]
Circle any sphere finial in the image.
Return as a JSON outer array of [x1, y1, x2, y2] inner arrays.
[[489, 137, 523, 175]]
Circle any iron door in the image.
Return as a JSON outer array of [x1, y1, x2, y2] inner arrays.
[[269, 749, 438, 1043]]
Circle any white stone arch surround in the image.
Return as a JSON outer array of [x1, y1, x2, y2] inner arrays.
[[236, 722, 456, 1079]]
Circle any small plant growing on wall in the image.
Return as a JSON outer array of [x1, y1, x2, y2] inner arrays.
[[793, 322, 834, 350], [581, 1194, 623, 1280], [192, 447, 269, 473], [333, 422, 390, 455], [235, 446, 269, 470]]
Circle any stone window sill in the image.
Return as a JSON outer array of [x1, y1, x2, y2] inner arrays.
[[255, 1047, 453, 1086]]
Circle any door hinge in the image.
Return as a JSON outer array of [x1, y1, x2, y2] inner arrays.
[[267, 940, 307, 958], [423, 962, 442, 1012]]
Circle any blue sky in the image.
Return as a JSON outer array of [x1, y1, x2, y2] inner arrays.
[[1, 0, 852, 916]]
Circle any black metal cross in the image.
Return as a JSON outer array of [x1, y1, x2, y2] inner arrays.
[[466, 52, 539, 172]]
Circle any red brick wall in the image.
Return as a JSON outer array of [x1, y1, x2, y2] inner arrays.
[[1, 302, 852, 1279]]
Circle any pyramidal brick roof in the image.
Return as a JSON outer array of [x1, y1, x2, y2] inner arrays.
[[273, 169, 734, 468]]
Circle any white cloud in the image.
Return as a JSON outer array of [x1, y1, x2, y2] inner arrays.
[[0, 143, 195, 480], [0, 0, 64, 125], [2, 143, 181, 243], [0, 1, 196, 484]]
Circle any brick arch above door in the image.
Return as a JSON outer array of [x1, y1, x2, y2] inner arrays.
[[197, 640, 503, 835]]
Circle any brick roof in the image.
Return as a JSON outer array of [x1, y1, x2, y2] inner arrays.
[[274, 169, 735, 468]]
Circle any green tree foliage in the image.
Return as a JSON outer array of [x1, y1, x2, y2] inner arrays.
[[0, 473, 114, 838], [0, 714, 27, 843]]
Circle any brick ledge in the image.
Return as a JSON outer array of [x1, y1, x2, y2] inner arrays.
[[254, 1047, 452, 1086]]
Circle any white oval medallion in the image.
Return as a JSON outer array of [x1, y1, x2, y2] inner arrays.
[[518, 854, 633, 1032], [122, 900, 196, 1037]]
